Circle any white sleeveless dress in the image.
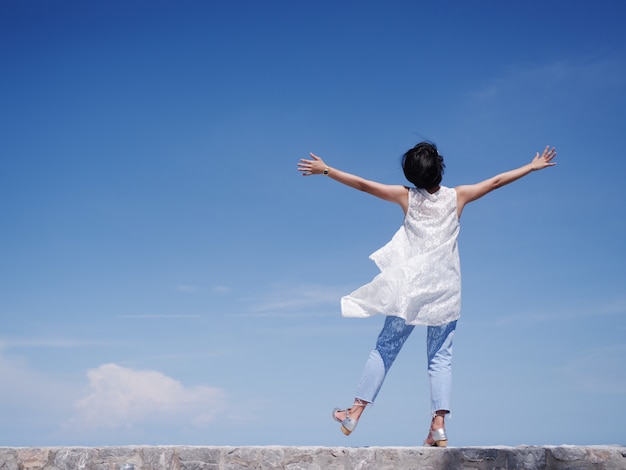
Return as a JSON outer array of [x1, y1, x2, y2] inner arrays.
[[341, 186, 461, 326]]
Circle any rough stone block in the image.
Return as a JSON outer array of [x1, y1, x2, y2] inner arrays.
[[0, 445, 624, 469]]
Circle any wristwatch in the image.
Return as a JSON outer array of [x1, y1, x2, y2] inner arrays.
[[323, 167, 329, 176]]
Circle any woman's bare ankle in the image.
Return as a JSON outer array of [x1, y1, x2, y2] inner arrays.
[[431, 410, 448, 430], [350, 399, 368, 419]]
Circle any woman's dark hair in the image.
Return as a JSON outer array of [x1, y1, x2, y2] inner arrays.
[[402, 141, 445, 189]]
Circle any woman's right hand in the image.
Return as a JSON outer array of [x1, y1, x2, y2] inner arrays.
[[297, 152, 327, 176]]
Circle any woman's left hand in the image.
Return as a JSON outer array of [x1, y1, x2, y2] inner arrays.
[[530, 146, 557, 171]]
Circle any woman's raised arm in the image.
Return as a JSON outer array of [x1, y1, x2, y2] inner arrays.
[[455, 146, 557, 218], [298, 152, 409, 214]]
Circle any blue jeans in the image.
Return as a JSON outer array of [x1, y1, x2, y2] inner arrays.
[[355, 316, 457, 414]]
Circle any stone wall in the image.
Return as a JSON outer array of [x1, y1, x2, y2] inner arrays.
[[1, 445, 625, 470]]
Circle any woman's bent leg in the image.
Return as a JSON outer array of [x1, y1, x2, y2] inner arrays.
[[355, 316, 415, 403], [426, 320, 457, 415]]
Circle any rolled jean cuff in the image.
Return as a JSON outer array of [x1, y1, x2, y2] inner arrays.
[[354, 349, 386, 403]]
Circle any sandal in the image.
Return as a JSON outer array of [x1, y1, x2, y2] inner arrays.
[[332, 401, 367, 436], [424, 427, 448, 447], [424, 411, 448, 447]]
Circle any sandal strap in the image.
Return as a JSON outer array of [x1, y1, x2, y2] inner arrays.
[[432, 428, 447, 441]]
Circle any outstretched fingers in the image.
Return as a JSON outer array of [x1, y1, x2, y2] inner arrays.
[[297, 159, 312, 176], [542, 146, 557, 163], [533, 146, 557, 169], [297, 152, 323, 176]]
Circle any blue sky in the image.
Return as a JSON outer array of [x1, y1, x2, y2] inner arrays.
[[1, 0, 625, 447]]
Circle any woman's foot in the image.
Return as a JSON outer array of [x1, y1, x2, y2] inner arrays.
[[423, 411, 448, 447], [332, 399, 368, 435]]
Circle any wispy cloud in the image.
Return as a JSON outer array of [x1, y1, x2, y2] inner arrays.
[[67, 363, 226, 429], [228, 282, 347, 318], [129, 350, 229, 364], [0, 338, 111, 349], [485, 296, 626, 327], [174, 285, 233, 294], [467, 57, 626, 105], [601, 297, 626, 315], [0, 349, 79, 417], [176, 284, 199, 293], [556, 343, 626, 394], [120, 314, 202, 319], [212, 285, 232, 293], [228, 311, 334, 319]]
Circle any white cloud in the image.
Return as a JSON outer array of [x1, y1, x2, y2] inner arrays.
[[69, 363, 226, 429]]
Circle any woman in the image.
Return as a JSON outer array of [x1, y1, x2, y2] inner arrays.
[[297, 142, 557, 446]]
